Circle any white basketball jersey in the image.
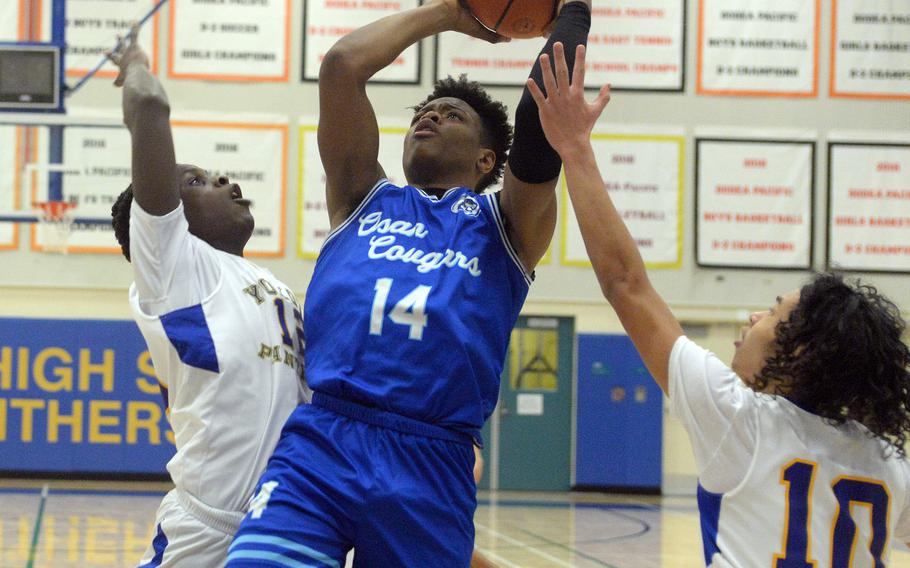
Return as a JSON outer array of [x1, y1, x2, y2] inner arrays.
[[670, 336, 910, 567], [128, 202, 309, 513]]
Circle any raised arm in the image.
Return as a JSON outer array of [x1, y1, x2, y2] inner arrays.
[[527, 44, 684, 393], [110, 27, 178, 216], [499, 0, 591, 273], [318, 0, 503, 230]]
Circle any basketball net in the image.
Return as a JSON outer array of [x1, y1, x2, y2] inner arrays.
[[35, 201, 77, 254]]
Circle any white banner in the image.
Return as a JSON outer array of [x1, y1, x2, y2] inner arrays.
[[31, 125, 130, 253], [0, 126, 20, 248], [435, 33, 544, 86], [169, 0, 290, 81], [586, 1, 684, 90], [698, 0, 819, 96], [298, 124, 408, 258], [26, 120, 286, 256], [172, 121, 287, 256], [562, 134, 683, 268], [65, 0, 160, 78], [303, 0, 420, 83], [831, 0, 910, 99], [0, 2, 18, 41], [2, 0, 51, 41], [696, 140, 814, 268], [437, 1, 684, 90], [829, 143, 910, 272]]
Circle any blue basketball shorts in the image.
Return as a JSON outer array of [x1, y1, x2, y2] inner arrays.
[[224, 393, 478, 568]]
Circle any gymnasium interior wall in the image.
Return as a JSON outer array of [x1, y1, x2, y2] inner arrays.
[[1, 0, 908, 493]]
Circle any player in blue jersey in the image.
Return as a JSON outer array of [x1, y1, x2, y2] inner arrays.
[[226, 1, 592, 566], [529, 43, 910, 566]]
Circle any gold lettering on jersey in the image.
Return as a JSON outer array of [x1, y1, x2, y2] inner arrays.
[[257, 343, 299, 371], [243, 279, 300, 308], [243, 284, 265, 305], [259, 278, 277, 295], [357, 211, 482, 277]]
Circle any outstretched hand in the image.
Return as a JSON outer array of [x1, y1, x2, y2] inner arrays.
[[526, 43, 611, 157], [434, 0, 510, 44], [107, 24, 150, 87]]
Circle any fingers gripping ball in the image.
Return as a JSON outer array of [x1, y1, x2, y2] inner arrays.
[[463, 0, 559, 39]]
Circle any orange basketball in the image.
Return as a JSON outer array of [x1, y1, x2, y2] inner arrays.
[[463, 0, 559, 39]]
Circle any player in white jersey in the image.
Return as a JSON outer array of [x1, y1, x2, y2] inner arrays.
[[527, 43, 910, 566], [108, 28, 309, 568]]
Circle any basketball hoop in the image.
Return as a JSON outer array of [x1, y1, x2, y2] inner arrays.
[[34, 201, 77, 254]]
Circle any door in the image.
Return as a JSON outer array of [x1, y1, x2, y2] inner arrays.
[[496, 316, 574, 491], [575, 333, 662, 491]]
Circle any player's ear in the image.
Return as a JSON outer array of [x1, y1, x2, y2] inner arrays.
[[476, 149, 496, 176]]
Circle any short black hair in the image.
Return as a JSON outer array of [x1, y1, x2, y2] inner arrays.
[[111, 184, 133, 262], [756, 273, 910, 456], [414, 75, 513, 191]]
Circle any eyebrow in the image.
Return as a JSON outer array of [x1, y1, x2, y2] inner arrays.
[[414, 101, 469, 115]]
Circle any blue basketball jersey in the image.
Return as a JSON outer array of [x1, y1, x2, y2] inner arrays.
[[304, 180, 531, 438]]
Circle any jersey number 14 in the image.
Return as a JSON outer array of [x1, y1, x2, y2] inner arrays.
[[369, 278, 431, 341]]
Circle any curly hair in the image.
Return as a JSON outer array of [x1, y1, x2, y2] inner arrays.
[[111, 184, 133, 262], [414, 75, 513, 191], [755, 273, 910, 456]]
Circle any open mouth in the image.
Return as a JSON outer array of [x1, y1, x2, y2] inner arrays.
[[231, 185, 251, 206]]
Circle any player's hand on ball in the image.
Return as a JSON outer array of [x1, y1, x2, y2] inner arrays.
[[433, 0, 510, 44], [107, 24, 150, 87], [526, 43, 611, 156]]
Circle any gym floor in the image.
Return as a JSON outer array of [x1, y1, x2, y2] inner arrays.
[[2, 481, 910, 567]]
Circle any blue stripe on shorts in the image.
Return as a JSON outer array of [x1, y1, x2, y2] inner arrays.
[[227, 535, 339, 568], [137, 523, 168, 568]]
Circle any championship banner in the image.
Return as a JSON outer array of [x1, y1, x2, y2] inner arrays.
[[29, 124, 130, 254], [168, 0, 291, 81], [298, 123, 407, 259], [65, 0, 160, 78], [23, 119, 287, 257], [696, 139, 814, 269], [171, 121, 288, 257], [1, 0, 50, 41], [831, 0, 910, 100], [302, 0, 421, 83], [0, 126, 22, 249], [828, 142, 910, 272], [561, 134, 684, 269], [0, 1, 18, 40], [436, 1, 685, 91], [697, 0, 819, 97], [435, 33, 544, 87], [0, 318, 173, 475]]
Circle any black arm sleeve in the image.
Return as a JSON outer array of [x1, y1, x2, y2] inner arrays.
[[508, 2, 592, 184]]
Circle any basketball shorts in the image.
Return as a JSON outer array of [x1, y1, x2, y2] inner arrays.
[[225, 392, 478, 568], [136, 489, 244, 568]]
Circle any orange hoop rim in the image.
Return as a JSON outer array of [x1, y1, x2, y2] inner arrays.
[[33, 201, 78, 222]]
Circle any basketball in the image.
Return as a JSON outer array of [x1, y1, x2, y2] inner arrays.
[[463, 0, 559, 39]]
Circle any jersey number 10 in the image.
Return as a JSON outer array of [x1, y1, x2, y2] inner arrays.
[[775, 459, 889, 567]]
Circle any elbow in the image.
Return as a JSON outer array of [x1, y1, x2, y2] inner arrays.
[[124, 90, 170, 125], [319, 42, 366, 84], [601, 271, 648, 305]]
